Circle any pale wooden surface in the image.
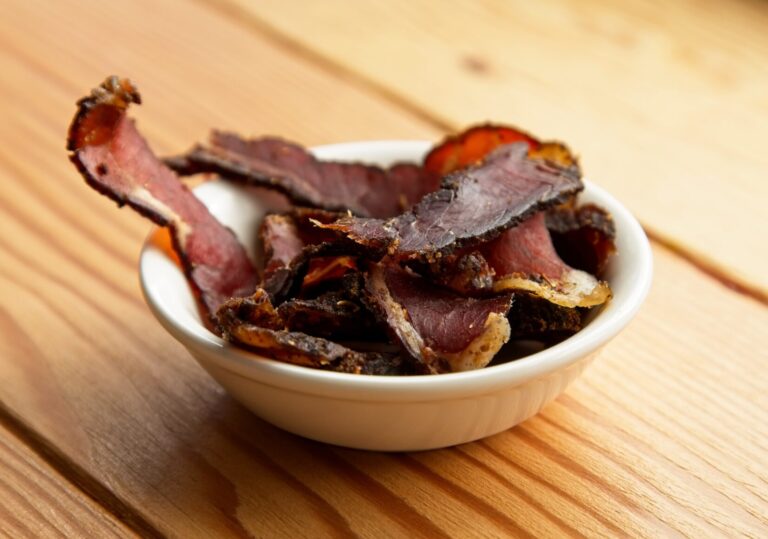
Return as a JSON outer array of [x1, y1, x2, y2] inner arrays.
[[0, 0, 766, 537], [0, 422, 135, 538], [227, 0, 768, 294]]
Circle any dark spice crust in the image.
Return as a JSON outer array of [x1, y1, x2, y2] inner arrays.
[[259, 209, 368, 304], [262, 241, 360, 303], [276, 273, 384, 341], [217, 289, 411, 375], [425, 251, 495, 294], [224, 322, 410, 374], [507, 293, 583, 342], [217, 289, 283, 331], [546, 203, 616, 276]]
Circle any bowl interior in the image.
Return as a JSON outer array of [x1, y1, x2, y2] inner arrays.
[[140, 141, 652, 400]]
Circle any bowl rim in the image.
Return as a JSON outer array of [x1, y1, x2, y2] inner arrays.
[[140, 140, 653, 402]]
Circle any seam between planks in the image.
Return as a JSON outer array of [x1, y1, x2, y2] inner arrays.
[[644, 228, 768, 306], [0, 401, 165, 539], [195, 0, 768, 309]]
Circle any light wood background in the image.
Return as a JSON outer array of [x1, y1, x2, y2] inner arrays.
[[0, 0, 766, 536]]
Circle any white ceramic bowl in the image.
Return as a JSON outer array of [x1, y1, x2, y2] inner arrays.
[[140, 141, 652, 451]]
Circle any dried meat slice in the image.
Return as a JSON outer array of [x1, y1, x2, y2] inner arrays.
[[67, 77, 258, 327], [166, 132, 438, 218], [506, 293, 583, 342], [422, 211, 607, 334], [277, 289, 382, 341], [289, 207, 348, 244], [424, 123, 578, 181], [423, 250, 496, 295], [322, 143, 583, 260], [365, 263, 513, 373], [260, 213, 305, 300], [216, 287, 284, 330], [546, 203, 616, 277], [261, 214, 304, 278], [301, 256, 358, 291], [481, 213, 610, 308], [418, 124, 611, 308], [223, 323, 408, 374], [217, 290, 410, 375], [259, 211, 361, 302], [423, 238, 590, 339]]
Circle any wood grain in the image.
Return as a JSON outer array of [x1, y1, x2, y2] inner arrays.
[[0, 0, 765, 536], [220, 0, 768, 293], [0, 422, 135, 538]]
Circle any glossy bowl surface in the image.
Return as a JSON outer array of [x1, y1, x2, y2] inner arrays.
[[140, 141, 652, 450]]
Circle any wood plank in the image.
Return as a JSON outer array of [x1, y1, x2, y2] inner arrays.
[[0, 0, 765, 536], [0, 0, 438, 153], [0, 422, 135, 538], [223, 0, 768, 293]]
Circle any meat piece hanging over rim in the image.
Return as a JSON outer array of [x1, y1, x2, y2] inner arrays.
[[67, 76, 258, 328]]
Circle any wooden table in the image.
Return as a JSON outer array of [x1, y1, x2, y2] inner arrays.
[[1, 0, 766, 536]]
